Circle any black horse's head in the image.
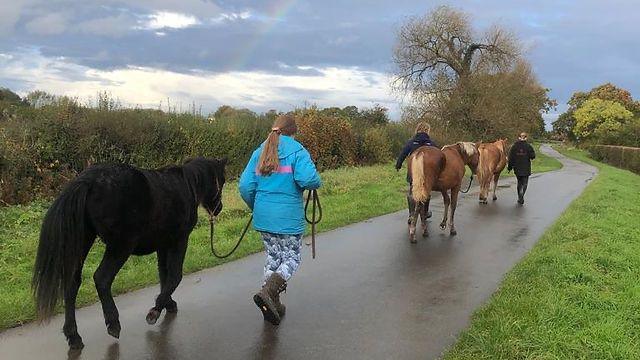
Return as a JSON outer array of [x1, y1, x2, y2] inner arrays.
[[183, 157, 227, 217]]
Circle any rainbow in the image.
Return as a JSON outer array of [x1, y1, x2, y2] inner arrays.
[[230, 0, 298, 70]]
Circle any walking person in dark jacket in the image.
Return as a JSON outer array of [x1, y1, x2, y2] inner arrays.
[[507, 132, 536, 205], [395, 122, 438, 221]]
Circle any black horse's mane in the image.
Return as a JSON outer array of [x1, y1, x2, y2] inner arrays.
[[181, 157, 223, 204]]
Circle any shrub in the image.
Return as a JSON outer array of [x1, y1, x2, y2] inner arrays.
[[588, 145, 640, 174], [360, 127, 393, 164], [295, 107, 356, 170], [0, 96, 411, 205]]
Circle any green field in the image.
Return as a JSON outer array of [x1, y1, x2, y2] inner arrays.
[[0, 148, 561, 331], [444, 146, 640, 359]]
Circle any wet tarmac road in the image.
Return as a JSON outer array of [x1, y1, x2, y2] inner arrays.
[[0, 145, 597, 360]]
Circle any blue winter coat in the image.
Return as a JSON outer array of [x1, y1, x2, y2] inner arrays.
[[239, 135, 321, 235]]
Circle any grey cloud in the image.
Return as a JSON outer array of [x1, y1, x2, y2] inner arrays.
[[2, 0, 640, 122], [76, 13, 136, 37], [25, 12, 68, 35]]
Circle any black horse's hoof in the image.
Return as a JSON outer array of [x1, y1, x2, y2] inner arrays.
[[67, 334, 84, 350], [146, 308, 162, 325], [165, 300, 178, 313], [439, 223, 446, 230], [450, 229, 457, 236], [493, 196, 498, 201], [107, 322, 121, 339]]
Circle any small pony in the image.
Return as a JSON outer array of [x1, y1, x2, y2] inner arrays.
[[32, 157, 227, 350], [477, 139, 508, 204]]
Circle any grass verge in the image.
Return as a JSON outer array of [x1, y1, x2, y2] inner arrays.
[[0, 148, 561, 331], [444, 146, 640, 359]]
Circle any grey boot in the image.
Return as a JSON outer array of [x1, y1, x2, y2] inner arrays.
[[253, 273, 286, 325], [273, 280, 287, 317]]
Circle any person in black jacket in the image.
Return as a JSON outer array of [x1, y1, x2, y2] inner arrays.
[[395, 122, 438, 221], [507, 132, 536, 205]]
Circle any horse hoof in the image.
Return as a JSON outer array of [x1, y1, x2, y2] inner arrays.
[[493, 196, 497, 201], [409, 235, 417, 243], [450, 229, 457, 236], [67, 335, 84, 350], [422, 232, 428, 238], [439, 223, 446, 230], [146, 308, 161, 325], [107, 322, 121, 339], [166, 300, 178, 313]]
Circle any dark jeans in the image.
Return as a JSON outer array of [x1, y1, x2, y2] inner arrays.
[[516, 176, 529, 200]]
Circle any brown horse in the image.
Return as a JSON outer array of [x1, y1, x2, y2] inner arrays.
[[434, 142, 479, 235], [477, 139, 508, 204], [407, 146, 445, 243]]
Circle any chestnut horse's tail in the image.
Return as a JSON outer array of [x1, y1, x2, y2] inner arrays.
[[411, 152, 428, 203], [477, 145, 490, 185], [32, 179, 92, 322]]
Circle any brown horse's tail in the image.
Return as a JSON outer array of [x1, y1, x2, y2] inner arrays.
[[411, 152, 429, 203]]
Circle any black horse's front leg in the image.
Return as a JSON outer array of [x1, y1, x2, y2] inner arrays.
[[147, 239, 187, 325]]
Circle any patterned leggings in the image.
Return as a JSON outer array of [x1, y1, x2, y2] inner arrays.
[[260, 232, 303, 283]]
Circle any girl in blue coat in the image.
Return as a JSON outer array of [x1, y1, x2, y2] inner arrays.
[[239, 114, 321, 325]]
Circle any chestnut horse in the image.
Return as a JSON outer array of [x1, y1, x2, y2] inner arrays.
[[434, 142, 479, 235], [407, 146, 445, 243], [477, 139, 508, 204]]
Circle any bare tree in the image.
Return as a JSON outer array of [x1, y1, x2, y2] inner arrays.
[[393, 6, 520, 96], [392, 6, 545, 141]]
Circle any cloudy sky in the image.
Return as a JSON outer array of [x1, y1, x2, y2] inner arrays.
[[0, 0, 638, 126]]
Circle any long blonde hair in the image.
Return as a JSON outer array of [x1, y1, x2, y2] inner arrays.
[[257, 114, 298, 176]]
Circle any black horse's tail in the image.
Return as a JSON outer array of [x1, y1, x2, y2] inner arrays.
[[32, 179, 91, 321]]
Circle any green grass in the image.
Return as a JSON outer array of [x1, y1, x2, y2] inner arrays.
[[444, 146, 640, 359], [0, 149, 562, 331]]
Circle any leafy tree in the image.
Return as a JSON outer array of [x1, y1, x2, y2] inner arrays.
[[554, 83, 640, 142], [573, 99, 633, 140], [0, 88, 24, 104], [212, 105, 257, 121], [552, 112, 576, 141], [25, 90, 56, 108]]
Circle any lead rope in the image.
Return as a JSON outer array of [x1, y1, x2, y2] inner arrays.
[[209, 190, 322, 259], [459, 174, 474, 194], [209, 214, 253, 259], [304, 189, 322, 259]]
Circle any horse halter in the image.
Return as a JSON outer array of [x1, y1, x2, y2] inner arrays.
[[208, 175, 223, 222]]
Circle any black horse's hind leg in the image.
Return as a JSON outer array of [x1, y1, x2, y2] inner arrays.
[[93, 245, 131, 339], [63, 237, 94, 350], [147, 239, 187, 325]]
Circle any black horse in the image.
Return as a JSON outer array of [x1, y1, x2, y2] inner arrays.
[[32, 157, 227, 350]]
